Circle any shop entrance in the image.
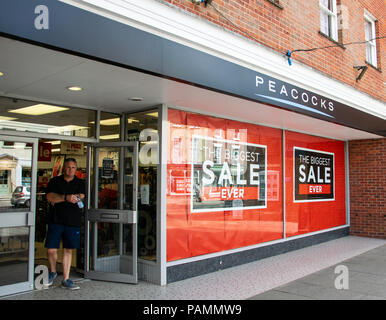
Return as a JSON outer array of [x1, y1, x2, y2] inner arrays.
[[84, 141, 138, 284], [34, 139, 87, 277]]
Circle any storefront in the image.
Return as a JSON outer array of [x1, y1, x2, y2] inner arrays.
[[0, 0, 385, 297]]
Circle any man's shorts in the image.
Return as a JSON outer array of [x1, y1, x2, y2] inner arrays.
[[45, 223, 80, 249]]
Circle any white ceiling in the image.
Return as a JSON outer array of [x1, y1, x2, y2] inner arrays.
[[0, 36, 382, 140]]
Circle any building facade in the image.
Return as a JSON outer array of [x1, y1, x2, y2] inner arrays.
[[0, 0, 384, 297]]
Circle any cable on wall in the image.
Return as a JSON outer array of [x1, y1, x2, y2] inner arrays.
[[190, 0, 212, 7], [206, 1, 279, 52], [287, 36, 386, 66], [188, 0, 385, 69]]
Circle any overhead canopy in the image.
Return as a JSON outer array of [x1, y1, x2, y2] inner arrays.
[[0, 0, 384, 140]]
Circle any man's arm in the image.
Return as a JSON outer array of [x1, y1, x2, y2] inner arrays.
[[47, 193, 84, 205], [66, 193, 85, 204], [46, 192, 65, 205]]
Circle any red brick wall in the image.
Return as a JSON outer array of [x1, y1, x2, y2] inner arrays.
[[349, 138, 386, 239], [161, 0, 385, 101]]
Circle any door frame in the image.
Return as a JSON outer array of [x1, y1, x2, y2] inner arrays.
[[84, 141, 139, 284], [0, 135, 38, 297]]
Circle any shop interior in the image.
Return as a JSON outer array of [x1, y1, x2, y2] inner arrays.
[[0, 93, 159, 279], [33, 109, 159, 274]]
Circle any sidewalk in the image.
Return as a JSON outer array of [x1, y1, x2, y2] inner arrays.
[[2, 236, 385, 300], [249, 241, 386, 300]]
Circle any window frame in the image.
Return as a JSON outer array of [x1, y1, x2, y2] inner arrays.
[[364, 10, 377, 68], [319, 0, 338, 41]]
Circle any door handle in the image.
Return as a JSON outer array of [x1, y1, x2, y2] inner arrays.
[[100, 213, 119, 220], [87, 209, 137, 224]]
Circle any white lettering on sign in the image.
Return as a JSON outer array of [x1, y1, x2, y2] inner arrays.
[[221, 188, 244, 200], [202, 160, 261, 187], [255, 76, 335, 112], [191, 135, 267, 212], [294, 147, 335, 202], [309, 185, 322, 193]]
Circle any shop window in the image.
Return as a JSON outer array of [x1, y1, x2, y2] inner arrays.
[[214, 143, 223, 164], [167, 109, 283, 262], [364, 11, 378, 68], [0, 96, 96, 138], [285, 131, 346, 237], [0, 140, 33, 212], [0, 171, 8, 185], [319, 0, 338, 41], [173, 137, 183, 164], [22, 168, 31, 185], [125, 109, 158, 262], [0, 227, 29, 286], [98, 112, 121, 141]]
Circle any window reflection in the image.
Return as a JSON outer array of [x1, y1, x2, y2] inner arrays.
[[97, 148, 119, 210], [98, 112, 121, 141], [0, 140, 33, 212], [0, 96, 96, 138], [0, 227, 29, 286], [166, 109, 284, 262], [126, 109, 158, 262]]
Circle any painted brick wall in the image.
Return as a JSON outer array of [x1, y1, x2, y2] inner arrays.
[[349, 138, 386, 239], [160, 0, 385, 102]]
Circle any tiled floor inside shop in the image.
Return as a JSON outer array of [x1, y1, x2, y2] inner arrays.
[[2, 236, 385, 300]]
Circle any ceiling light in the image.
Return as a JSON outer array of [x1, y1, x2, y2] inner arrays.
[[146, 112, 158, 118], [66, 86, 83, 92], [0, 116, 17, 121], [127, 118, 139, 123], [51, 148, 61, 152], [9, 104, 69, 115], [14, 142, 27, 148], [129, 97, 143, 102], [47, 140, 61, 145], [48, 125, 89, 134], [100, 134, 120, 140], [90, 118, 120, 126]]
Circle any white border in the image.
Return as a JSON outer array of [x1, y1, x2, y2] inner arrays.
[[293, 146, 335, 203], [190, 134, 267, 213]]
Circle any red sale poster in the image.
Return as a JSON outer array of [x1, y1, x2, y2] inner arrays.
[[167, 109, 283, 261]]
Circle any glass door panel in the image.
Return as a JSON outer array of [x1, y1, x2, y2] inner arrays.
[[97, 147, 119, 210], [123, 146, 135, 211], [88, 222, 135, 278], [0, 135, 37, 297], [85, 142, 138, 284], [0, 227, 30, 286]]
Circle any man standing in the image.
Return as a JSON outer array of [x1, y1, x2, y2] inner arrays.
[[45, 158, 85, 290]]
